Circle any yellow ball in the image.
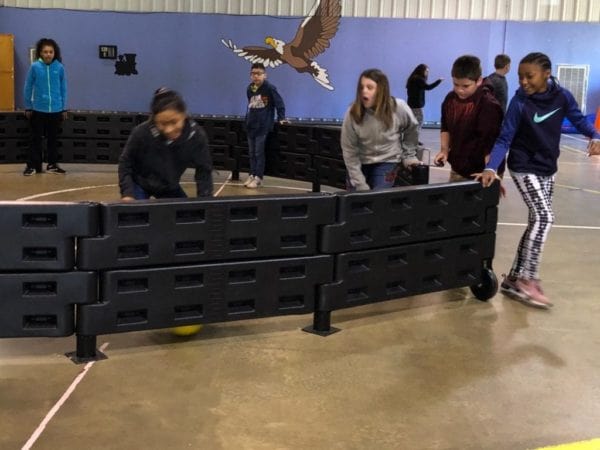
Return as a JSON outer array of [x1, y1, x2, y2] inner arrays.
[[170, 324, 203, 336]]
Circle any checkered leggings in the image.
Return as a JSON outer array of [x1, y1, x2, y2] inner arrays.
[[509, 172, 555, 280]]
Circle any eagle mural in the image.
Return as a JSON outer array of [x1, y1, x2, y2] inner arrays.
[[221, 0, 342, 91]]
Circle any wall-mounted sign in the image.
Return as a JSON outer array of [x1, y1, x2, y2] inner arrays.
[[115, 53, 138, 76], [99, 45, 117, 59]]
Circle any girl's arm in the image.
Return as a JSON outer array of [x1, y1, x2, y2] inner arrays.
[[485, 96, 524, 171], [23, 65, 35, 111], [193, 127, 214, 197], [396, 99, 420, 165], [341, 113, 369, 191], [476, 96, 523, 188], [563, 90, 600, 140], [424, 78, 443, 90], [118, 128, 142, 199], [60, 65, 67, 112]]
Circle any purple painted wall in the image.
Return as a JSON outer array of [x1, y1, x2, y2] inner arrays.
[[1, 7, 598, 121]]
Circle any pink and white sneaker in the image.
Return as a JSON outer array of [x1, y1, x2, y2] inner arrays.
[[500, 274, 553, 309]]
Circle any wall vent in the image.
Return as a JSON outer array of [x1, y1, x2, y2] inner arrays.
[[557, 65, 589, 114]]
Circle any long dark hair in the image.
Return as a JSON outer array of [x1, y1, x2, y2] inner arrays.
[[35, 38, 62, 62], [350, 68, 396, 130], [406, 64, 428, 88], [150, 87, 187, 116]]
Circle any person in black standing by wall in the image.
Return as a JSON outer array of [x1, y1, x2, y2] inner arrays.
[[406, 64, 443, 144]]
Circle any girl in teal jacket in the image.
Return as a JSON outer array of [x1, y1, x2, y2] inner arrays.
[[23, 38, 68, 176]]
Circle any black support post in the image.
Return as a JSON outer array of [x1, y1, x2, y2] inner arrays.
[[302, 310, 339, 336], [66, 334, 107, 364]]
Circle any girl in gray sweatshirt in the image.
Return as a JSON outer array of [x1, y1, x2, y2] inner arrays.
[[341, 68, 420, 191]]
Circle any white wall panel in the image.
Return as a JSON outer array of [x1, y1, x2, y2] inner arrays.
[[1, 0, 598, 21]]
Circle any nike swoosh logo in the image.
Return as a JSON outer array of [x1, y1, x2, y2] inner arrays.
[[533, 108, 561, 123]]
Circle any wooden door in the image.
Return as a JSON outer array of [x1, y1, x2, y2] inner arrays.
[[0, 34, 15, 111]]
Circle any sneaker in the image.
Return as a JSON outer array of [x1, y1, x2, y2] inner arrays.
[[246, 176, 262, 189], [500, 274, 528, 300], [532, 279, 553, 307], [513, 277, 553, 309], [47, 164, 66, 174], [243, 175, 254, 187], [23, 167, 35, 176]]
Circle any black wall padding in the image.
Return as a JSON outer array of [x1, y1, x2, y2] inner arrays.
[[270, 125, 318, 154], [77, 255, 333, 334], [0, 271, 97, 337], [0, 201, 99, 271], [77, 193, 336, 270], [208, 144, 237, 172], [320, 181, 500, 254], [265, 151, 315, 183], [0, 113, 503, 341], [312, 155, 348, 190], [0, 138, 28, 163], [60, 112, 137, 139], [0, 112, 31, 137], [311, 126, 344, 159], [318, 233, 496, 311], [194, 118, 238, 147], [58, 138, 125, 164], [0, 112, 433, 193]]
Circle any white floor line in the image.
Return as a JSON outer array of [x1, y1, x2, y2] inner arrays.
[[21, 342, 110, 450], [263, 184, 317, 192], [220, 179, 320, 192], [17, 180, 233, 202], [555, 184, 600, 195], [213, 172, 232, 197], [498, 222, 600, 231], [17, 185, 118, 201]]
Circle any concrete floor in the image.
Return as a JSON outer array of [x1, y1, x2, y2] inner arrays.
[[1, 130, 599, 450]]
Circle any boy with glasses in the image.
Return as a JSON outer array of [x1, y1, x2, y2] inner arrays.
[[244, 63, 288, 188]]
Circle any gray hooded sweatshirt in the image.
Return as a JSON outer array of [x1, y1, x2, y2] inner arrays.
[[341, 98, 419, 191]]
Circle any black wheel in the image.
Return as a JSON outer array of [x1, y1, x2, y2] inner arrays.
[[470, 268, 498, 301]]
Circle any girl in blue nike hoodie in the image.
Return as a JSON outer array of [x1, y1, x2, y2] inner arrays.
[[23, 38, 68, 175], [477, 52, 600, 308]]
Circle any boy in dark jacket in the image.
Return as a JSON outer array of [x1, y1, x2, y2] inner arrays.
[[434, 55, 504, 182], [244, 63, 288, 189]]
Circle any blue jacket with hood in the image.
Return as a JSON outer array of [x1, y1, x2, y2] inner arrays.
[[24, 59, 67, 113], [486, 78, 600, 176], [245, 80, 285, 138]]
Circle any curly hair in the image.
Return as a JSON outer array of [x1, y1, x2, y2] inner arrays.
[[35, 38, 62, 62]]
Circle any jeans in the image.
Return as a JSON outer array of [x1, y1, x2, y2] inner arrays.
[[247, 134, 267, 178], [347, 162, 398, 191], [28, 111, 62, 171], [131, 182, 188, 200]]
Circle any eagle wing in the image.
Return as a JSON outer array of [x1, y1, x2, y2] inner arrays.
[[221, 39, 284, 68], [287, 0, 341, 60]]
